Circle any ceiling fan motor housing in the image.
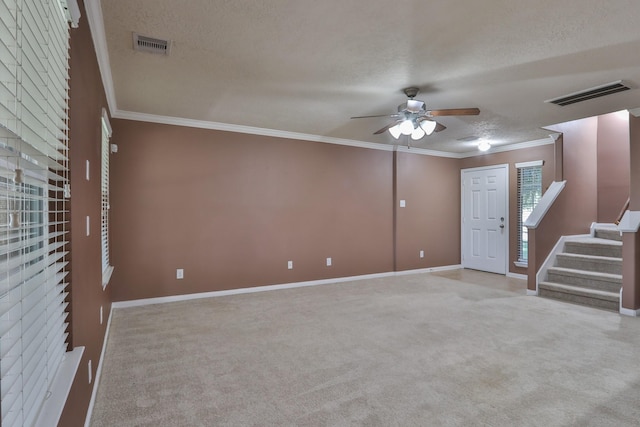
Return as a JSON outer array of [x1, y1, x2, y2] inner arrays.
[[398, 99, 426, 114]]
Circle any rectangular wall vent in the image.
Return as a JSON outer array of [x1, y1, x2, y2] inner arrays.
[[545, 80, 630, 106], [132, 33, 171, 55]]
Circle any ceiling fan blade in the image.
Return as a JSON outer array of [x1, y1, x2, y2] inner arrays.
[[434, 122, 447, 132], [373, 120, 401, 135], [351, 113, 401, 119], [428, 108, 480, 117]]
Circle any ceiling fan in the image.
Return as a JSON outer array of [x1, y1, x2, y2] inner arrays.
[[351, 87, 480, 140]]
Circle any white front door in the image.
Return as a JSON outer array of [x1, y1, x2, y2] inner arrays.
[[461, 165, 508, 274]]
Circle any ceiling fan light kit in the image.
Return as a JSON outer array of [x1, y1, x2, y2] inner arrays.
[[419, 119, 437, 135], [350, 86, 480, 142]]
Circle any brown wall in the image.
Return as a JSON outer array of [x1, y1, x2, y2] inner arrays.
[[109, 121, 395, 301], [622, 114, 640, 309], [394, 151, 461, 271], [60, 0, 113, 425], [459, 143, 557, 275], [629, 114, 640, 211], [597, 112, 630, 222], [546, 117, 599, 234]]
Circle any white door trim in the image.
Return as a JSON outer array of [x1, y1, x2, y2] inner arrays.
[[461, 164, 509, 275]]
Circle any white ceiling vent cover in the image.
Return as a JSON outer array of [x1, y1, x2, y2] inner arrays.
[[545, 80, 631, 106], [132, 33, 171, 55]]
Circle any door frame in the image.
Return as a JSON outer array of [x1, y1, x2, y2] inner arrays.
[[460, 164, 509, 274]]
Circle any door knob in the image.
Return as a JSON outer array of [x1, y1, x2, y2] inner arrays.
[[499, 224, 505, 229]]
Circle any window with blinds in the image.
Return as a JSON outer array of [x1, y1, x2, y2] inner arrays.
[[517, 162, 543, 263], [101, 109, 113, 287], [0, 1, 71, 426]]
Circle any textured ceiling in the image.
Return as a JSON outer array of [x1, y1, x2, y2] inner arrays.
[[96, 0, 640, 153]]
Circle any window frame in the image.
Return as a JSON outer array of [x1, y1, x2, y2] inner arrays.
[[101, 108, 113, 288], [515, 160, 543, 267]]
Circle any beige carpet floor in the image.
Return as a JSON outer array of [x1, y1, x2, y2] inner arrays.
[[89, 270, 640, 426]]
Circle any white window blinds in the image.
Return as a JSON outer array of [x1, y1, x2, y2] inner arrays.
[[0, 1, 71, 426], [101, 109, 112, 287], [516, 161, 543, 263]]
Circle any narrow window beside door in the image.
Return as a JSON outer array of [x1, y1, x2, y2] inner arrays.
[[517, 163, 543, 264]]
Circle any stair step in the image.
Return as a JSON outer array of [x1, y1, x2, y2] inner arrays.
[[539, 281, 619, 312], [555, 252, 622, 275], [594, 227, 622, 242], [546, 267, 622, 293], [564, 238, 622, 258]]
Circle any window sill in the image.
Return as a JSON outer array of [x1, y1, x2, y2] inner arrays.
[[102, 265, 114, 290], [514, 261, 528, 269], [34, 346, 84, 427]]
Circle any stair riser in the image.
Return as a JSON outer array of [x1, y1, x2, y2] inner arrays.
[[564, 242, 622, 258], [546, 271, 621, 293], [539, 287, 619, 312], [555, 256, 622, 275], [594, 229, 622, 242]]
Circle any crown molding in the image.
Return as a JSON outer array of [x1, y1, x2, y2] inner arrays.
[[84, 0, 117, 115], [394, 144, 461, 159], [113, 110, 401, 152], [629, 107, 640, 118]]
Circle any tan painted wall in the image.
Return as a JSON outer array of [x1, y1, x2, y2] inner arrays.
[[631, 115, 640, 211], [597, 112, 630, 222], [60, 0, 113, 424], [459, 143, 557, 275], [546, 117, 599, 234], [394, 151, 461, 271], [109, 121, 395, 301]]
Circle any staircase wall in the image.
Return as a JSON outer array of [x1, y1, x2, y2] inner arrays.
[[597, 112, 630, 223], [621, 113, 640, 312]]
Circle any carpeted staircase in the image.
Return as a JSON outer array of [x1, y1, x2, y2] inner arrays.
[[539, 225, 622, 311]]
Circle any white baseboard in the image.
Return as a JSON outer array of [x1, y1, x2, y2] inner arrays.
[[620, 307, 640, 317], [84, 306, 114, 427], [394, 264, 462, 276], [526, 289, 538, 296], [506, 272, 527, 280], [112, 265, 463, 309]]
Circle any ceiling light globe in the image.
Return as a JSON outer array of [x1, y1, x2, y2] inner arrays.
[[419, 119, 437, 135], [411, 126, 425, 140], [399, 119, 415, 135], [478, 141, 491, 151], [388, 124, 402, 139]]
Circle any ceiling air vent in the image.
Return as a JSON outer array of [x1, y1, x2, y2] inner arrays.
[[132, 33, 171, 55], [457, 136, 480, 142], [545, 80, 630, 106]]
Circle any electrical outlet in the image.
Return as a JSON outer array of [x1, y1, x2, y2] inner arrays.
[[420, 250, 424, 258], [287, 260, 293, 270], [176, 269, 184, 279], [400, 199, 406, 208], [326, 257, 332, 266]]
